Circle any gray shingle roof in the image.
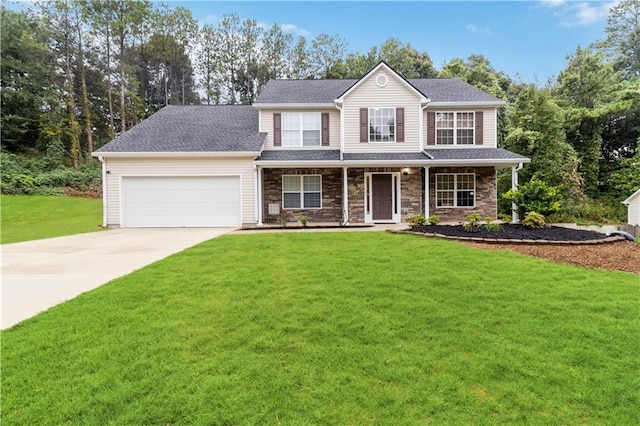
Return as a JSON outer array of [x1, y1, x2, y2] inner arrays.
[[255, 77, 502, 104], [424, 148, 529, 161], [257, 150, 341, 161], [343, 152, 430, 161], [94, 105, 266, 153]]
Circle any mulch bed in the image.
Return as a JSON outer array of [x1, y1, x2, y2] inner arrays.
[[405, 224, 640, 274], [411, 224, 607, 242]]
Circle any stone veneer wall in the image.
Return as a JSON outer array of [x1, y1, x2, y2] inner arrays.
[[428, 166, 497, 222], [262, 168, 343, 224]]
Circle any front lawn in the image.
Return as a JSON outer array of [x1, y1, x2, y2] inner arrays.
[[1, 195, 103, 244], [2, 233, 638, 424]]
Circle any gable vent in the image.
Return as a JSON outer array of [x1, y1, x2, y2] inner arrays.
[[375, 74, 388, 87]]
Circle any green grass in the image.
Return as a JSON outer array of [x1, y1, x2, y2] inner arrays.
[[2, 233, 638, 424], [1, 195, 104, 244]]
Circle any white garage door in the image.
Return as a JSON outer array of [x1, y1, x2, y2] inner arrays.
[[121, 176, 241, 227]]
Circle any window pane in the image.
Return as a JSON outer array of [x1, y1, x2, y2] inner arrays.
[[437, 112, 454, 128], [457, 174, 474, 190], [302, 113, 320, 130], [457, 112, 474, 128], [282, 113, 300, 130], [303, 193, 321, 208], [302, 130, 320, 146], [303, 176, 321, 191], [282, 130, 300, 146], [457, 129, 474, 145], [283, 193, 301, 208], [457, 191, 474, 207], [437, 129, 454, 145], [437, 191, 454, 207], [282, 175, 300, 192]]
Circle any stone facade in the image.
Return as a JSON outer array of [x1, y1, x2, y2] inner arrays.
[[262, 166, 496, 224], [428, 166, 497, 222]]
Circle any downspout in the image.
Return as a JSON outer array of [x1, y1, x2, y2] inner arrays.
[[256, 165, 263, 226], [98, 156, 108, 228], [419, 99, 430, 152], [512, 162, 524, 223], [424, 166, 430, 219]]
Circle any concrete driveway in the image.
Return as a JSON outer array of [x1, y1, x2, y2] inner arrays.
[[1, 228, 235, 329]]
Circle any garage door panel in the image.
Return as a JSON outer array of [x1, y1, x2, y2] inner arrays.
[[122, 176, 241, 227]]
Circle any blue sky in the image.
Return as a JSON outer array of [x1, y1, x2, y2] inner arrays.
[[177, 0, 616, 83], [7, 0, 617, 83]]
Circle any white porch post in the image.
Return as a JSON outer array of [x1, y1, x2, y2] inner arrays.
[[257, 166, 263, 226], [424, 166, 430, 218], [343, 167, 349, 225], [511, 164, 520, 223]]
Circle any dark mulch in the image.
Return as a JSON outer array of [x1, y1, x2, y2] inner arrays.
[[412, 224, 607, 241]]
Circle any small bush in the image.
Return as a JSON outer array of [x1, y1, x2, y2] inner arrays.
[[298, 214, 308, 227], [502, 179, 562, 218], [463, 213, 481, 232], [427, 215, 440, 225], [522, 211, 546, 229], [409, 215, 427, 227], [485, 222, 503, 232], [498, 213, 512, 223]]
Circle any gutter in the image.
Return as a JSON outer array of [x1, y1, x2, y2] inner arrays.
[[90, 151, 261, 158]]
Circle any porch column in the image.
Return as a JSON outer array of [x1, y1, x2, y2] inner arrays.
[[343, 167, 349, 225], [424, 166, 430, 218], [257, 166, 263, 226], [511, 164, 520, 223]]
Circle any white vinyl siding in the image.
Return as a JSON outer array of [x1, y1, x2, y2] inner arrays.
[[426, 107, 497, 148], [259, 109, 340, 149], [343, 72, 421, 152], [103, 157, 256, 227]]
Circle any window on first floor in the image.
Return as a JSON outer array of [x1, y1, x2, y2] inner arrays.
[[436, 174, 475, 207], [436, 112, 474, 145], [282, 175, 322, 209], [282, 113, 321, 146]]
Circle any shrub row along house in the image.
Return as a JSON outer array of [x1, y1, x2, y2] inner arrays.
[[93, 62, 530, 228]]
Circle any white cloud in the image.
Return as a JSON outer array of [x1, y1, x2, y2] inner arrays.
[[540, 0, 620, 27], [198, 14, 219, 29], [465, 23, 492, 36], [280, 24, 312, 37]]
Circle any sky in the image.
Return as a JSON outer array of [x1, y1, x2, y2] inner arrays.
[[6, 0, 618, 83], [175, 0, 617, 83]]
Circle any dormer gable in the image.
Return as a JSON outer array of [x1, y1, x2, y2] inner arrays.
[[335, 61, 430, 106]]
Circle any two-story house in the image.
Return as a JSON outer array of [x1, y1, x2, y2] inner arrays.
[[93, 62, 529, 228]]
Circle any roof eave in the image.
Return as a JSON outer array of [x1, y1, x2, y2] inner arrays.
[[92, 151, 261, 158], [252, 103, 337, 109], [622, 188, 640, 204], [427, 101, 506, 107], [254, 158, 531, 168]]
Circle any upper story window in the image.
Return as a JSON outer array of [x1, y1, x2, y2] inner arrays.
[[369, 107, 395, 143], [282, 113, 321, 147], [436, 112, 475, 145]]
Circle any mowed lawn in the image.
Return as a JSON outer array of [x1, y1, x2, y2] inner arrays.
[[2, 232, 638, 424], [1, 195, 103, 244]]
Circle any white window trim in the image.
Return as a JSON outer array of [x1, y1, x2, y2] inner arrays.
[[436, 111, 475, 146], [282, 174, 322, 210], [435, 173, 476, 208], [368, 107, 396, 143], [281, 112, 321, 147], [363, 172, 402, 223]]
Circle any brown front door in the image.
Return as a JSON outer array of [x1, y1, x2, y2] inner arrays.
[[372, 174, 393, 220]]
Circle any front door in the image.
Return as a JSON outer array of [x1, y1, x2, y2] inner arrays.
[[372, 174, 393, 221]]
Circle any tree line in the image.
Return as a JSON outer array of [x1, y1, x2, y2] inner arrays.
[[1, 0, 639, 220]]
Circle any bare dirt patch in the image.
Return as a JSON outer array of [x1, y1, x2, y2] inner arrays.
[[463, 240, 640, 275]]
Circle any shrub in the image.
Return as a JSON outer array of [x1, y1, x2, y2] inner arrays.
[[409, 215, 427, 227], [427, 215, 440, 225], [502, 179, 562, 218], [298, 213, 308, 227], [485, 222, 503, 232], [522, 211, 546, 229], [498, 213, 512, 223], [463, 213, 481, 232]]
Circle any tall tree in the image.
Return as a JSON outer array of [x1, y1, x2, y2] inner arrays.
[[601, 0, 640, 77]]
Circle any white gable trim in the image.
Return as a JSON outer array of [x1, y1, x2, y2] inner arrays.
[[92, 151, 259, 158], [335, 61, 429, 104], [622, 188, 640, 205]]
